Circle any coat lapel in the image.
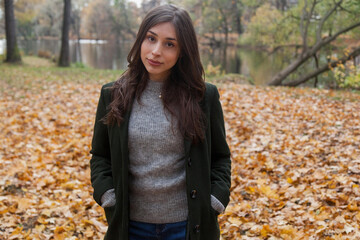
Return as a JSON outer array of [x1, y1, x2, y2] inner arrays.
[[184, 138, 192, 157], [119, 110, 131, 158]]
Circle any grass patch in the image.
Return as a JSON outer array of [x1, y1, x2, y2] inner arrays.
[[206, 73, 252, 86], [0, 56, 123, 94]]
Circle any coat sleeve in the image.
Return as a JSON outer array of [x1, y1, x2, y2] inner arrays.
[[90, 85, 114, 206], [209, 85, 231, 209]]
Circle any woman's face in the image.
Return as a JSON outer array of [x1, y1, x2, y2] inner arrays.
[[141, 22, 180, 82]]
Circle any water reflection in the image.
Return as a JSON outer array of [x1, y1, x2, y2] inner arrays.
[[0, 39, 341, 86], [200, 45, 284, 85], [69, 40, 130, 70]]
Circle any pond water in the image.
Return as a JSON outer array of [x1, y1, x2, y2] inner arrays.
[[1, 38, 345, 87]]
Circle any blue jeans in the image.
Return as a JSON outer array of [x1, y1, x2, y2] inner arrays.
[[129, 220, 187, 240]]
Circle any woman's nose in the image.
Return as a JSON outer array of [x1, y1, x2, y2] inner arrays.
[[152, 43, 161, 55]]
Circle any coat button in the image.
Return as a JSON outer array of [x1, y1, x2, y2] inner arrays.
[[187, 157, 192, 166], [190, 190, 197, 199], [193, 224, 200, 233]]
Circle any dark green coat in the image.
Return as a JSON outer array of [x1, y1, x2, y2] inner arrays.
[[90, 81, 231, 240]]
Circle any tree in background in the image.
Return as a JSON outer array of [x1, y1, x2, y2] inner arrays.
[[267, 0, 360, 86], [140, 0, 162, 14], [71, 7, 82, 62], [241, 3, 286, 48], [36, 0, 63, 37], [14, 0, 45, 40], [82, 0, 112, 40], [241, 0, 360, 86], [110, 0, 138, 43], [4, 0, 21, 63], [189, 0, 242, 47], [58, 0, 71, 66], [82, 0, 139, 42], [71, 0, 92, 63]]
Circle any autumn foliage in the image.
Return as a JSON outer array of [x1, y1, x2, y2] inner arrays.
[[1, 69, 360, 239]]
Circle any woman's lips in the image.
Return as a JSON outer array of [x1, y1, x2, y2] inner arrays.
[[147, 58, 162, 66]]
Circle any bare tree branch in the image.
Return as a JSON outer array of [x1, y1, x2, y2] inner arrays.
[[317, 0, 343, 42], [318, 21, 360, 50], [283, 46, 360, 86], [339, 5, 359, 15], [269, 20, 360, 86]]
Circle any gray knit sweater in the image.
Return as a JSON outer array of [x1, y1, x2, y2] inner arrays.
[[128, 79, 188, 223]]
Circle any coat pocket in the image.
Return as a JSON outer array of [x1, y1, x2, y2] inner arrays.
[[104, 205, 116, 224], [210, 207, 220, 237]]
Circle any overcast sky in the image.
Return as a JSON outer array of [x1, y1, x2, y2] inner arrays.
[[130, 0, 142, 7]]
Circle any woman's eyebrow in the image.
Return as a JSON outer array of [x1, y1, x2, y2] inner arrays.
[[148, 30, 177, 41]]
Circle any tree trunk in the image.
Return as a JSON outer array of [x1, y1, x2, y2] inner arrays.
[[4, 0, 21, 63], [233, 1, 242, 34], [313, 54, 319, 88], [71, 10, 82, 63], [276, 0, 287, 11], [76, 36, 82, 64], [59, 0, 71, 67], [268, 51, 312, 85]]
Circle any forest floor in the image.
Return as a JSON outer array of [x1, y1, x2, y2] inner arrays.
[[1, 57, 360, 239]]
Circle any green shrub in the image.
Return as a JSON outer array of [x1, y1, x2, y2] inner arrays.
[[333, 61, 360, 89]]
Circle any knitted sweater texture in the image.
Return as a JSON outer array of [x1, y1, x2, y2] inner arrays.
[[127, 79, 188, 223]]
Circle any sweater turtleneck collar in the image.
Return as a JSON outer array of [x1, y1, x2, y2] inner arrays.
[[146, 79, 164, 94]]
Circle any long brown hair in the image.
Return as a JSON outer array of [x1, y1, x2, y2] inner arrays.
[[104, 4, 206, 143]]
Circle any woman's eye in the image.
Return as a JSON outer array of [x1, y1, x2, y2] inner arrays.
[[166, 42, 174, 47], [147, 36, 155, 42]]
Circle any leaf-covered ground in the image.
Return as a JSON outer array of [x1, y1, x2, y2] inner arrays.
[[219, 84, 360, 239], [1, 61, 360, 239]]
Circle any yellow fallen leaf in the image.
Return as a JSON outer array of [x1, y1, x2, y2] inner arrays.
[[246, 186, 256, 193], [259, 185, 279, 200], [54, 226, 67, 240], [261, 224, 272, 237], [347, 201, 358, 211], [10, 226, 23, 235], [280, 225, 297, 238], [84, 226, 94, 237], [61, 182, 76, 190], [41, 209, 52, 217], [228, 217, 242, 226], [8, 202, 18, 214], [35, 224, 46, 232], [265, 159, 275, 170], [17, 198, 32, 212]]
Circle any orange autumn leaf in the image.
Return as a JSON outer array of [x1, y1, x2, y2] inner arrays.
[[260, 224, 272, 237], [54, 226, 67, 240]]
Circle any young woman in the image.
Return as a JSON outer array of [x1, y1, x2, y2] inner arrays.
[[90, 4, 231, 240]]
